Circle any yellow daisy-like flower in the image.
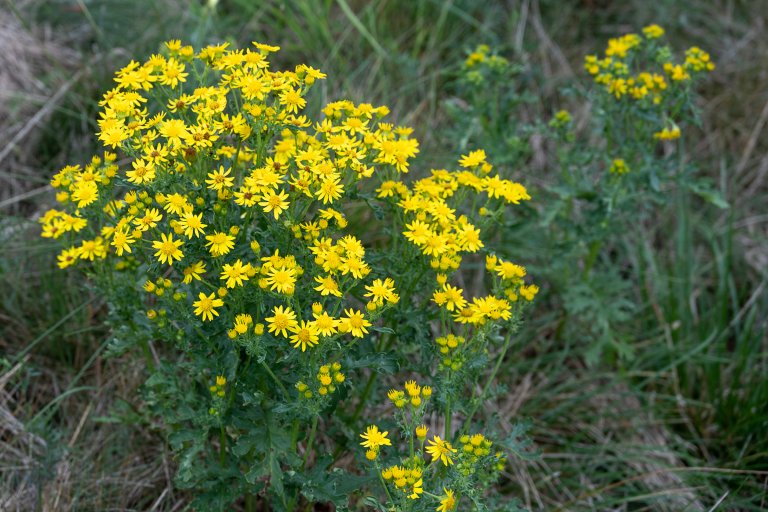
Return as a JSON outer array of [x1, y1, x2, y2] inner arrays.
[[259, 190, 290, 219], [426, 435, 457, 466], [134, 208, 163, 231], [71, 180, 99, 208], [111, 229, 135, 256], [179, 211, 207, 238], [162, 192, 189, 216], [364, 277, 397, 305], [437, 488, 457, 512], [57, 247, 79, 269], [313, 274, 342, 297], [338, 308, 371, 338], [316, 175, 344, 204], [205, 231, 236, 257], [193, 291, 224, 321], [266, 304, 298, 338], [152, 232, 184, 265], [126, 158, 156, 185], [288, 320, 320, 352], [205, 166, 234, 191], [312, 310, 338, 337], [264, 264, 297, 294], [359, 425, 391, 451], [458, 149, 486, 168], [182, 261, 206, 284], [220, 259, 251, 288]]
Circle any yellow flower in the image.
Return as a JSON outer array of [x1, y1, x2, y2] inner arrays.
[[162, 193, 189, 215], [288, 320, 320, 352], [364, 277, 398, 305], [111, 229, 135, 256], [134, 208, 163, 231], [279, 87, 306, 113], [71, 180, 99, 208], [316, 175, 344, 204], [266, 304, 298, 338], [359, 425, 391, 451], [259, 190, 290, 219], [610, 158, 630, 175], [338, 308, 371, 338], [205, 166, 234, 191], [182, 261, 206, 284], [264, 264, 297, 294], [193, 291, 224, 321], [126, 158, 156, 184], [205, 231, 236, 257], [152, 232, 184, 265], [312, 310, 338, 337], [458, 149, 486, 168], [179, 211, 207, 238], [220, 259, 251, 288], [313, 274, 342, 297], [642, 24, 665, 39], [57, 247, 79, 269], [426, 435, 457, 466], [437, 488, 457, 512], [440, 284, 467, 311]]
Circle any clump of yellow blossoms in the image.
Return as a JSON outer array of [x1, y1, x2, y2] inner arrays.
[[41, 39, 535, 510], [584, 25, 715, 182], [584, 24, 714, 142]]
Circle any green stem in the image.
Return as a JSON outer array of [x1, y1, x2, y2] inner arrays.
[[219, 426, 227, 467], [444, 395, 452, 440], [244, 493, 255, 512], [302, 415, 319, 469], [350, 370, 377, 424], [290, 419, 300, 454], [139, 336, 156, 372], [582, 239, 602, 279], [460, 330, 514, 436], [261, 361, 289, 397], [378, 469, 395, 504]]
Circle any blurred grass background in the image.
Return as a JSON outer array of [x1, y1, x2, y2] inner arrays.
[[1, 0, 766, 510]]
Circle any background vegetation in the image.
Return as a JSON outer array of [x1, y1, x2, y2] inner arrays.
[[1, 0, 766, 510]]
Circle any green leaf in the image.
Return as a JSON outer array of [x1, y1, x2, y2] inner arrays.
[[688, 181, 729, 209]]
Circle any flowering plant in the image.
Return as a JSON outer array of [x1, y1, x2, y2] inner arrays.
[[452, 26, 717, 363], [41, 39, 536, 510]]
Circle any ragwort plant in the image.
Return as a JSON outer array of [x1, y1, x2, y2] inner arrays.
[[451, 26, 718, 363], [40, 40, 537, 510]]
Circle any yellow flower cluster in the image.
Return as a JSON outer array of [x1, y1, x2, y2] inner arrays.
[[435, 334, 466, 371], [379, 148, 535, 328], [462, 44, 510, 84], [209, 375, 227, 397], [40, 40, 429, 358], [388, 380, 432, 409], [381, 463, 424, 500], [360, 424, 391, 460], [296, 362, 345, 399], [455, 433, 505, 477], [459, 433, 493, 459], [548, 109, 572, 130], [609, 158, 630, 175], [584, 24, 714, 104], [426, 435, 457, 466]]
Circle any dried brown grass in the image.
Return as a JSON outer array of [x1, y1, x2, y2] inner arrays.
[[0, 8, 77, 214]]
